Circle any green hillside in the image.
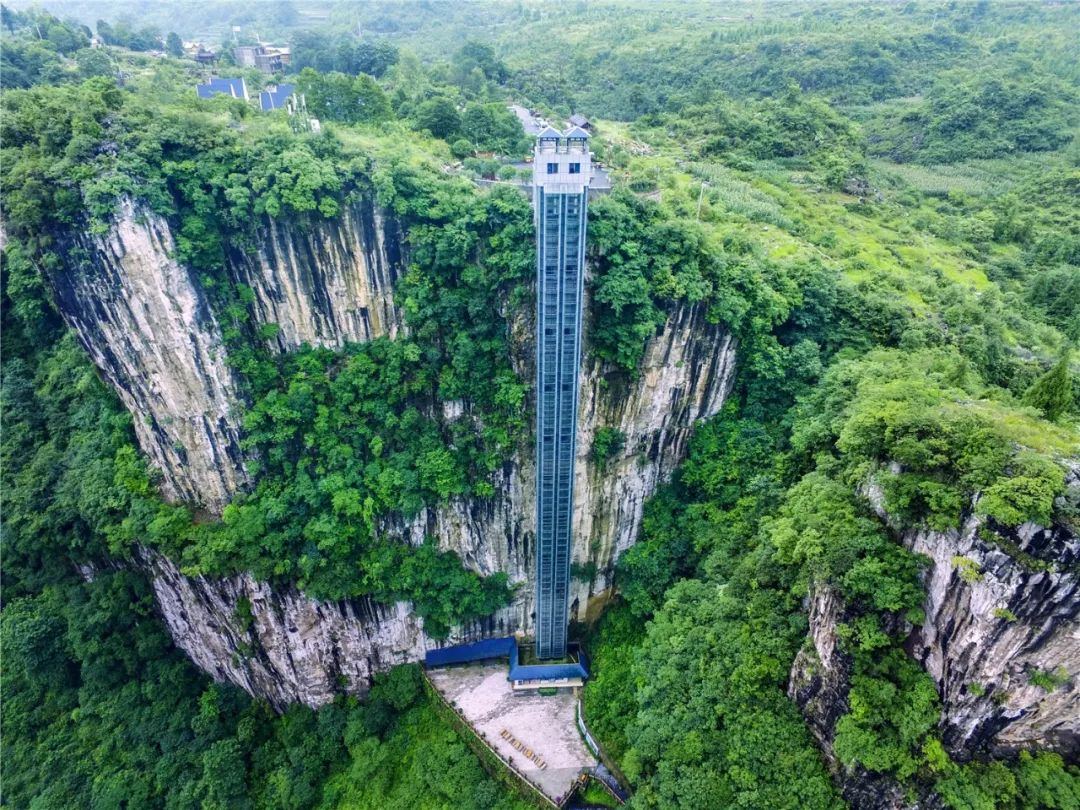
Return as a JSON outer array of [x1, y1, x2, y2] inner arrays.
[[2, 2, 1078, 808]]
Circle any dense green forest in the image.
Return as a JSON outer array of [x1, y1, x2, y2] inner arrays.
[[2, 1, 1079, 808]]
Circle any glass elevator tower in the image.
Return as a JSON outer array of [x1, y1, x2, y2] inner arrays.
[[533, 125, 592, 659]]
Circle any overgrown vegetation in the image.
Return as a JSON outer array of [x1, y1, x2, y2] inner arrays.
[[0, 64, 542, 632], [2, 2, 1079, 809], [587, 377, 1077, 807], [1, 570, 529, 809], [569, 5, 1079, 805], [867, 69, 1077, 164]]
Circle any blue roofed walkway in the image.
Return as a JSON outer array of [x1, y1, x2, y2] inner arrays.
[[425, 636, 588, 686], [425, 636, 516, 667]]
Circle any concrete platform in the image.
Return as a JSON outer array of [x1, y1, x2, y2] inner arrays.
[[427, 663, 598, 803]]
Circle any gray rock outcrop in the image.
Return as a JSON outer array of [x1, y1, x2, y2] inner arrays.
[[226, 199, 405, 350], [789, 484, 1079, 807], [138, 547, 430, 710], [49, 199, 248, 512], [385, 301, 736, 631], [46, 197, 737, 705], [908, 515, 1079, 758]]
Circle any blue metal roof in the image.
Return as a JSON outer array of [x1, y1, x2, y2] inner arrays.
[[259, 83, 295, 111], [196, 77, 246, 100], [424, 636, 589, 682], [564, 126, 590, 139], [508, 661, 589, 681], [424, 637, 515, 667], [510, 644, 588, 681], [537, 126, 562, 140]]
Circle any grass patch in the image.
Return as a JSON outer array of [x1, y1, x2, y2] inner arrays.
[[1030, 667, 1070, 692], [576, 778, 621, 808]]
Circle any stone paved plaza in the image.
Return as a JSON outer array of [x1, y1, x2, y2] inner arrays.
[[426, 663, 597, 802]]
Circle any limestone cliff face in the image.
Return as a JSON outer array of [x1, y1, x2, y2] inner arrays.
[[908, 513, 1079, 759], [49, 197, 737, 705], [137, 547, 430, 710], [49, 199, 248, 512], [135, 300, 734, 708], [789, 586, 852, 753], [46, 199, 405, 510], [789, 480, 1080, 807], [382, 301, 737, 632], [575, 303, 736, 602], [226, 200, 405, 351]]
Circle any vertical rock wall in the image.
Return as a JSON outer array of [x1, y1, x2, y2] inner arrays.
[[49, 199, 248, 512], [138, 547, 430, 710], [384, 301, 737, 633], [226, 200, 405, 351], [575, 303, 737, 593], [46, 199, 406, 510], [789, 490, 1080, 806], [48, 197, 737, 705], [907, 515, 1080, 758]]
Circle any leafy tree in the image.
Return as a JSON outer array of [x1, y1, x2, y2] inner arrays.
[[460, 103, 525, 153], [412, 97, 461, 140], [291, 31, 398, 77], [450, 137, 474, 159], [591, 427, 625, 470], [297, 67, 392, 124], [586, 191, 669, 371], [95, 18, 160, 51], [455, 41, 508, 84], [581, 605, 644, 760], [352, 73, 393, 122], [1012, 751, 1080, 809], [1022, 357, 1075, 422], [2, 3, 19, 33], [269, 0, 298, 27], [74, 47, 113, 78], [165, 31, 183, 57], [1026, 266, 1080, 341], [833, 650, 941, 779], [202, 739, 251, 809]]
